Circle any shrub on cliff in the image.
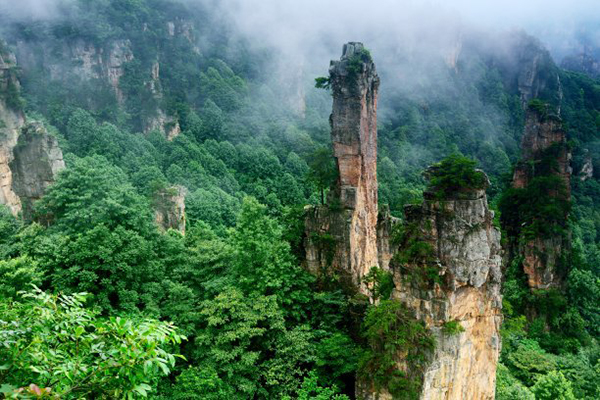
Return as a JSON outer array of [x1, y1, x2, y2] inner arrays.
[[359, 300, 435, 399], [425, 154, 487, 198]]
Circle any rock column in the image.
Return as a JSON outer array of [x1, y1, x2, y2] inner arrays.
[[511, 107, 571, 289], [304, 42, 383, 292]]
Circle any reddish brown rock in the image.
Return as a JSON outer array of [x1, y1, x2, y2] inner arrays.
[[0, 47, 25, 215], [512, 107, 571, 290], [306, 43, 502, 400], [513, 109, 571, 196], [304, 42, 383, 292]]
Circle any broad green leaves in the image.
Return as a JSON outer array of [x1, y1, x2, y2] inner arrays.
[[0, 287, 185, 399]]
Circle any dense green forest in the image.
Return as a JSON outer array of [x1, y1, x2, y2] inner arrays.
[[0, 0, 598, 399]]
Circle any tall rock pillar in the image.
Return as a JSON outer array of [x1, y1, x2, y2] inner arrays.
[[305, 44, 502, 399], [393, 178, 502, 400], [304, 42, 383, 292], [507, 105, 571, 290]]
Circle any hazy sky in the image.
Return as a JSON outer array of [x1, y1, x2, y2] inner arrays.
[[1, 0, 598, 58], [213, 0, 600, 58]]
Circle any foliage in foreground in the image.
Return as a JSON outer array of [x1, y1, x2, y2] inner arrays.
[[0, 287, 185, 399]]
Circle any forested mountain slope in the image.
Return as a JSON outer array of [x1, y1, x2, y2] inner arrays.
[[0, 1, 598, 399]]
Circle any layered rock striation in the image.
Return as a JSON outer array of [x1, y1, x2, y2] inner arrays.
[[387, 179, 502, 400], [304, 42, 384, 293]]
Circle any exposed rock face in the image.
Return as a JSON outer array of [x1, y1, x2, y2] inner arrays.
[[487, 32, 562, 108], [562, 49, 600, 79], [359, 180, 502, 400], [389, 184, 502, 400], [15, 39, 134, 104], [0, 45, 26, 214], [142, 60, 181, 138], [513, 110, 571, 193], [10, 122, 65, 219], [154, 186, 187, 234], [580, 151, 594, 181], [13, 31, 188, 137], [304, 42, 382, 292], [512, 109, 571, 290], [305, 43, 502, 399], [0, 44, 65, 218]]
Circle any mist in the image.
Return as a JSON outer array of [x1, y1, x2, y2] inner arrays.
[[2, 0, 598, 56], [0, 0, 65, 20]]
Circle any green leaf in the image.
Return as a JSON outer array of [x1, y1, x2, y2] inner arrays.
[[133, 383, 151, 397], [74, 325, 85, 337], [158, 362, 170, 375], [0, 384, 16, 394]]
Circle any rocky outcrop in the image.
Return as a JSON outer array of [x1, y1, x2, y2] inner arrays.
[[0, 43, 65, 218], [13, 32, 184, 137], [562, 49, 600, 79], [485, 32, 562, 109], [305, 43, 502, 399], [0, 44, 26, 215], [358, 175, 502, 400], [579, 151, 594, 181], [513, 109, 571, 193], [10, 122, 65, 219], [384, 181, 502, 400], [142, 60, 181, 138], [511, 107, 571, 290], [304, 42, 382, 293], [154, 186, 187, 234], [15, 39, 134, 104]]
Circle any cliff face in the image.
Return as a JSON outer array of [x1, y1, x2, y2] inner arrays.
[[10, 18, 193, 138], [0, 46, 26, 215], [513, 110, 571, 192], [387, 183, 502, 400], [304, 43, 383, 292], [485, 32, 562, 109], [511, 109, 571, 290], [562, 49, 600, 79], [0, 44, 65, 218], [305, 43, 502, 399], [10, 122, 65, 220], [15, 38, 134, 103], [154, 186, 187, 234]]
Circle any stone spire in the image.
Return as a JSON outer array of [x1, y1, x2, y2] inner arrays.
[[304, 42, 384, 292], [329, 42, 380, 283], [511, 106, 571, 290]]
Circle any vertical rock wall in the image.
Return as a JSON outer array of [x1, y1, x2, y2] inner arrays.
[[0, 46, 26, 215], [329, 42, 380, 284], [0, 44, 65, 218], [304, 42, 383, 292], [10, 122, 66, 220], [154, 185, 187, 234], [511, 108, 571, 290], [389, 183, 502, 400], [305, 43, 502, 399]]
